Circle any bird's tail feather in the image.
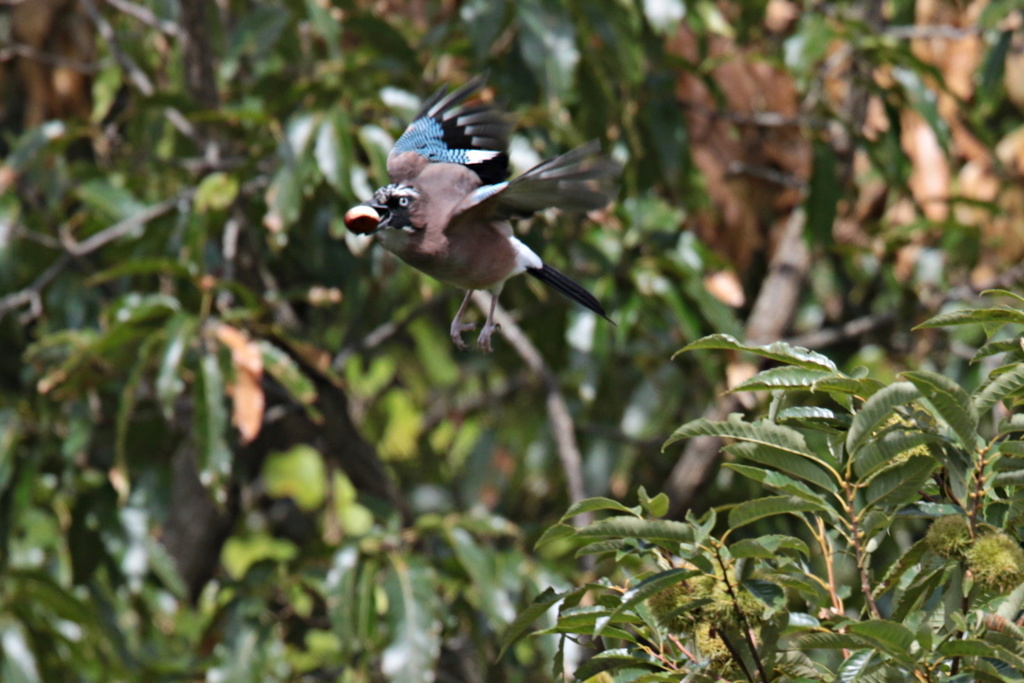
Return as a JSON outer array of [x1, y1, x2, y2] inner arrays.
[[527, 263, 613, 323]]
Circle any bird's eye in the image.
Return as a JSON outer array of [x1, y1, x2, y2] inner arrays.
[[397, 195, 410, 208]]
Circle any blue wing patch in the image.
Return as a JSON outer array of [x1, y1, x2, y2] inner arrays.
[[467, 182, 509, 205], [388, 75, 510, 185]]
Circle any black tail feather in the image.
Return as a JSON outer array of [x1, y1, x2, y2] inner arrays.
[[527, 264, 613, 324]]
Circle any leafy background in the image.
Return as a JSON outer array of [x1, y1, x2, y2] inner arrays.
[[1, 0, 1023, 680]]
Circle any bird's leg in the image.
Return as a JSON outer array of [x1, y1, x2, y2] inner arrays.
[[450, 290, 476, 350], [477, 290, 501, 353]]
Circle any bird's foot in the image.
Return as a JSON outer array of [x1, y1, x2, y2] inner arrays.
[[450, 320, 476, 350], [477, 322, 500, 354]]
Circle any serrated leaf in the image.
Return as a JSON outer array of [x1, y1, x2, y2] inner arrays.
[[728, 495, 829, 529], [974, 363, 1024, 415], [729, 535, 810, 559], [795, 631, 871, 650], [847, 620, 915, 660], [732, 366, 836, 391], [940, 638, 998, 657], [595, 568, 700, 637], [904, 370, 980, 450], [915, 307, 1024, 329], [863, 455, 937, 510], [726, 439, 838, 491], [574, 517, 695, 544], [559, 497, 639, 523], [498, 587, 566, 659], [724, 462, 830, 505], [974, 338, 1023, 362], [847, 381, 921, 457], [664, 414, 819, 471], [872, 539, 930, 598], [854, 430, 943, 480], [677, 333, 837, 371], [571, 647, 661, 678], [997, 440, 1024, 457]]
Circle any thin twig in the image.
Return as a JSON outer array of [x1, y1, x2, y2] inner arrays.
[[786, 312, 896, 350], [0, 44, 102, 73], [470, 291, 593, 527], [0, 253, 72, 324], [80, 0, 154, 96], [0, 192, 190, 324], [103, 0, 183, 36], [65, 193, 188, 257]]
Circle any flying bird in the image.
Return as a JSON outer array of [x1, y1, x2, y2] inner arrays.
[[344, 75, 617, 352]]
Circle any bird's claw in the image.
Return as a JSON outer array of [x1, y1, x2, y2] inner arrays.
[[451, 321, 476, 350], [477, 323, 500, 354]]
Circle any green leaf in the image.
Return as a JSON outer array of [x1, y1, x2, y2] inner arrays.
[[155, 312, 196, 420], [571, 647, 660, 678], [729, 535, 810, 559], [262, 445, 327, 511], [677, 333, 837, 371], [973, 338, 1023, 362], [638, 486, 670, 518], [573, 517, 695, 544], [77, 179, 146, 221], [257, 341, 318, 405], [939, 638, 997, 658], [664, 413, 816, 461], [904, 370, 980, 450], [87, 257, 196, 285], [194, 351, 232, 503], [596, 568, 700, 637], [447, 527, 514, 627], [915, 307, 1024, 329], [863, 455, 937, 510], [847, 620, 915, 661], [854, 430, 942, 480], [534, 523, 574, 550], [559, 496, 639, 523], [728, 495, 829, 529], [726, 440, 838, 491], [724, 462, 830, 505], [0, 622, 42, 683], [731, 366, 836, 392], [382, 556, 442, 683], [498, 587, 569, 659], [974, 363, 1024, 415], [846, 381, 921, 457], [516, 0, 579, 101], [194, 172, 240, 213]]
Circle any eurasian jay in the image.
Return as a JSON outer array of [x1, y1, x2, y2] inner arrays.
[[344, 75, 617, 352]]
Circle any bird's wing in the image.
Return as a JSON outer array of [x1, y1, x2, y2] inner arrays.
[[454, 140, 620, 220], [387, 74, 510, 185]]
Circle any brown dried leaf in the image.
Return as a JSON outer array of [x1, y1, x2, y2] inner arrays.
[[703, 270, 746, 308], [214, 323, 265, 444], [901, 111, 950, 221]]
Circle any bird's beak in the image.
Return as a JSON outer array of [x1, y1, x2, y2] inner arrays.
[[344, 203, 386, 234]]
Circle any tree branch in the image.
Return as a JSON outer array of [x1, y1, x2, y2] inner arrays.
[[470, 291, 593, 527]]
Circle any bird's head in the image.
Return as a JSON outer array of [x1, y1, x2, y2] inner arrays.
[[344, 184, 422, 235]]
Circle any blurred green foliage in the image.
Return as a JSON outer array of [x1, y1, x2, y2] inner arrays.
[[1, 0, 1022, 680]]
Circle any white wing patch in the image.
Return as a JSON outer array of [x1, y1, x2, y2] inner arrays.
[[465, 149, 502, 164], [509, 236, 542, 275]]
